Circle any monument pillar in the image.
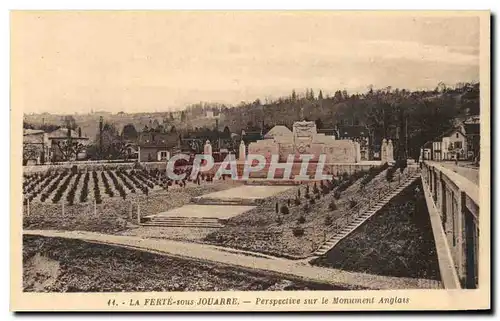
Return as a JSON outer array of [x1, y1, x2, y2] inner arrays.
[[381, 138, 388, 163], [356, 142, 361, 163], [239, 140, 246, 161], [204, 140, 212, 157], [387, 139, 394, 162]]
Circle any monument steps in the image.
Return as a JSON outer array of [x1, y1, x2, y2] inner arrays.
[[313, 172, 420, 256], [190, 197, 259, 206], [142, 216, 225, 228]]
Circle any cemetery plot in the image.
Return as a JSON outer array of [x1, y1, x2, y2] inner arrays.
[[204, 164, 414, 258], [22, 167, 219, 205]]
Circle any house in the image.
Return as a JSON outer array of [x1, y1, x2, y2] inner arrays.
[[138, 132, 180, 162], [422, 127, 468, 162], [432, 140, 443, 161], [440, 127, 467, 161], [463, 115, 480, 160], [421, 141, 432, 161], [337, 125, 370, 160], [48, 128, 90, 162], [23, 129, 50, 165], [317, 128, 338, 139]]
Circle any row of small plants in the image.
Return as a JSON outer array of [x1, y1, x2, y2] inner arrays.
[[101, 171, 114, 198], [79, 173, 90, 203], [66, 173, 82, 205], [51, 172, 74, 203], [107, 170, 127, 199], [115, 170, 136, 193], [92, 171, 102, 204], [40, 173, 66, 202]]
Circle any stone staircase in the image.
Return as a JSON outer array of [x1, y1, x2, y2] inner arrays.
[[190, 197, 259, 206], [313, 171, 421, 256], [142, 216, 226, 228]]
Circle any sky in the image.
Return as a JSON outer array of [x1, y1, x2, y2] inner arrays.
[[12, 11, 480, 114]]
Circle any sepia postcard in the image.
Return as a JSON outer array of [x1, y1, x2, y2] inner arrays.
[[10, 10, 491, 311]]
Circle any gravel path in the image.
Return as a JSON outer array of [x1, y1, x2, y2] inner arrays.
[[24, 229, 441, 290]]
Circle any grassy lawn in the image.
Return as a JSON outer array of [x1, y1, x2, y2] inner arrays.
[[310, 179, 441, 281], [204, 167, 402, 258], [23, 235, 348, 292]]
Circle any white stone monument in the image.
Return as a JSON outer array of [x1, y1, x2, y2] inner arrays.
[[387, 139, 394, 162], [204, 140, 212, 156], [381, 138, 388, 163], [247, 120, 359, 163], [239, 140, 246, 161]]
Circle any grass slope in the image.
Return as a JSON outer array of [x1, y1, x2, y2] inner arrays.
[[310, 179, 441, 280]]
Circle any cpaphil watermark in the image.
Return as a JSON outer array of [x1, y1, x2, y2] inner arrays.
[[166, 153, 333, 181]]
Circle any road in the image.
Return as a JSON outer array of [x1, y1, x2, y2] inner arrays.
[[23, 229, 440, 290], [438, 162, 479, 186]]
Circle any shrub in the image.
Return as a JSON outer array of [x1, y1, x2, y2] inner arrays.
[[276, 216, 283, 225], [309, 198, 315, 205], [313, 182, 319, 194], [315, 193, 321, 200], [334, 191, 341, 199], [280, 205, 289, 215], [349, 199, 357, 209], [287, 198, 291, 206], [71, 165, 78, 175], [292, 227, 305, 237], [329, 201, 337, 211], [80, 172, 90, 202], [305, 192, 310, 199], [294, 197, 301, 206], [275, 202, 279, 213], [297, 216, 306, 224], [324, 215, 333, 226], [297, 189, 301, 198]]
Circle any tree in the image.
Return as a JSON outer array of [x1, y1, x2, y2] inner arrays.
[[97, 122, 127, 160], [63, 115, 77, 131], [52, 139, 86, 161], [318, 90, 324, 100], [315, 118, 324, 129], [181, 111, 186, 122], [22, 144, 38, 165], [23, 122, 35, 129], [122, 124, 138, 140], [291, 89, 297, 101]]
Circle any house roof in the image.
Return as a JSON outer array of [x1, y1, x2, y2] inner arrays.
[[23, 129, 45, 135], [317, 128, 338, 137], [464, 115, 480, 125], [337, 125, 369, 138], [138, 132, 179, 148], [242, 131, 263, 143], [23, 134, 45, 144], [435, 127, 466, 141]]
